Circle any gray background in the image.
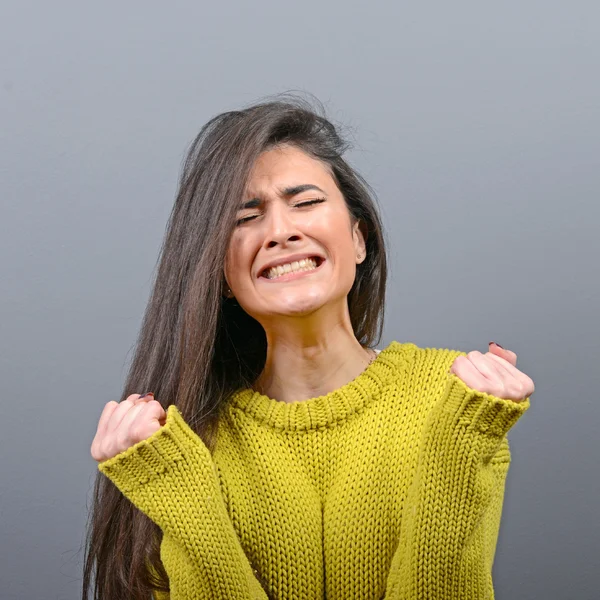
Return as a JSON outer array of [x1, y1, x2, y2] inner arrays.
[[1, 1, 598, 598]]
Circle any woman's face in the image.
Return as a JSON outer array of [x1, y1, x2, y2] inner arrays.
[[224, 144, 366, 324]]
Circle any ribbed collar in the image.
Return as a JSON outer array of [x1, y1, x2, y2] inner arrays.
[[225, 341, 415, 431]]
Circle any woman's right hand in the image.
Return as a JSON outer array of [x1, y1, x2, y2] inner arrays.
[[90, 393, 167, 463]]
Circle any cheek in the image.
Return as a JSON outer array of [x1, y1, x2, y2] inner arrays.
[[313, 216, 355, 257], [225, 236, 252, 281], [305, 213, 344, 246]]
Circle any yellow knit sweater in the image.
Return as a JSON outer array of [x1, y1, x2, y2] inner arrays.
[[98, 340, 531, 599]]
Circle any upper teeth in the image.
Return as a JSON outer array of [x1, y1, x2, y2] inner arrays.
[[265, 257, 318, 279]]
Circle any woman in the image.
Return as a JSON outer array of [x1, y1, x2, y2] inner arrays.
[[84, 93, 535, 599]]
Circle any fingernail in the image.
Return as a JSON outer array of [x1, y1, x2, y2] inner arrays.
[[489, 341, 504, 349], [138, 392, 154, 399]]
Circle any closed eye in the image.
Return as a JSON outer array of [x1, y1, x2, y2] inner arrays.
[[235, 197, 325, 226], [294, 198, 325, 209]]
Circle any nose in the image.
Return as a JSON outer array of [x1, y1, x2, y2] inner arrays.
[[262, 203, 303, 249]]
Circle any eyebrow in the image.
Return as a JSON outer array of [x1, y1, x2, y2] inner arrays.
[[240, 184, 326, 210]]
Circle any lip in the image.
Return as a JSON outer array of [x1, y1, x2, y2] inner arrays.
[[257, 253, 325, 279], [258, 257, 326, 283]]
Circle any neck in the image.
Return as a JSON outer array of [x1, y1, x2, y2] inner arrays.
[[253, 327, 374, 404]]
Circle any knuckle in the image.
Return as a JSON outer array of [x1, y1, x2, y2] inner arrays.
[[100, 401, 117, 419], [115, 431, 131, 451], [97, 441, 109, 461], [130, 424, 144, 442]]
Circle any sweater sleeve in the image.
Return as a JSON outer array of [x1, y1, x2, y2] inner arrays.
[[97, 404, 268, 600], [384, 373, 531, 599]]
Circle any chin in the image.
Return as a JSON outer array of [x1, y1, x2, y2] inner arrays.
[[259, 289, 328, 318]]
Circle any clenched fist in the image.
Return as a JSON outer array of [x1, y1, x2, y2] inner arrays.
[[449, 342, 535, 402], [90, 392, 167, 462]]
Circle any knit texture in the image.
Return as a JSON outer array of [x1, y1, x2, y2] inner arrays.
[[98, 340, 531, 599]]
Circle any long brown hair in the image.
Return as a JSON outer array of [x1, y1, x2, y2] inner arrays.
[[82, 91, 389, 599]]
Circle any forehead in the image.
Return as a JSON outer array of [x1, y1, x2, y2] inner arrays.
[[245, 146, 333, 191]]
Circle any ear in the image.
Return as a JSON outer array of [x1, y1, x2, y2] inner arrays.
[[222, 269, 234, 299], [352, 219, 368, 263]]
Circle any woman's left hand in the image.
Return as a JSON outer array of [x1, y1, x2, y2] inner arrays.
[[449, 342, 535, 403]]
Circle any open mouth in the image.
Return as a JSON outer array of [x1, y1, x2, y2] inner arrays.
[[259, 256, 325, 280]]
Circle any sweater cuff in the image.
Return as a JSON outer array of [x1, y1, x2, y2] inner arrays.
[[97, 404, 209, 494], [442, 373, 531, 438]]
